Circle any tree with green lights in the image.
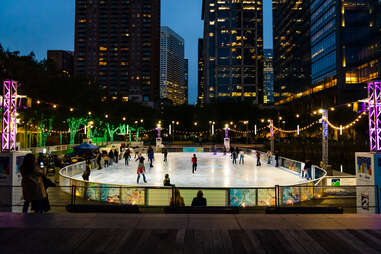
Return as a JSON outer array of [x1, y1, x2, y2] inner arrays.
[[38, 117, 53, 147], [67, 117, 87, 145]]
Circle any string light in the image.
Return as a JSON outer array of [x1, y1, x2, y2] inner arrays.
[[326, 111, 367, 130]]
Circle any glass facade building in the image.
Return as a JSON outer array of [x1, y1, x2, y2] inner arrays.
[[273, 0, 311, 103], [198, 38, 205, 106], [160, 26, 187, 105], [201, 0, 264, 104], [74, 0, 160, 107], [275, 0, 380, 110], [263, 49, 274, 104]]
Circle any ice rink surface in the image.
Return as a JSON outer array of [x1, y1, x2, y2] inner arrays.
[[74, 152, 307, 187]]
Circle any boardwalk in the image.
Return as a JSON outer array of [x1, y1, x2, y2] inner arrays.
[[1, 213, 381, 253]]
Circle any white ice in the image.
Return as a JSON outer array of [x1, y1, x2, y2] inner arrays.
[[73, 152, 308, 188]]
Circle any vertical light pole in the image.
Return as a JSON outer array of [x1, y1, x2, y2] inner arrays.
[[269, 120, 274, 153], [321, 109, 329, 167], [244, 121, 249, 144]]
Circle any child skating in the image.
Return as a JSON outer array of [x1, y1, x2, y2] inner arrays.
[[192, 154, 197, 174], [137, 157, 147, 183]]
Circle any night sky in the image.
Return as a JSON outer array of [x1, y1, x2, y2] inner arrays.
[[0, 0, 273, 104]]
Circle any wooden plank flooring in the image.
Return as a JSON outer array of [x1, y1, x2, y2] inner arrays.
[[0, 213, 381, 253], [0, 228, 380, 254]]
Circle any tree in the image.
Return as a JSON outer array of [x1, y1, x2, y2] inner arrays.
[[67, 117, 87, 144]]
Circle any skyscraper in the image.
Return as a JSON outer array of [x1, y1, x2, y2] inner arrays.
[[160, 26, 186, 105], [272, 0, 311, 103], [74, 0, 160, 107], [275, 0, 381, 110], [264, 49, 274, 104], [201, 0, 264, 104], [184, 59, 189, 104], [198, 38, 205, 106]]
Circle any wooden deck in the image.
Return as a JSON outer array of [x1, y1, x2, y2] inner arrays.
[[1, 213, 381, 253]]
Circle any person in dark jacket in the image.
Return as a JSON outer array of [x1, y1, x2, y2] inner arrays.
[[147, 146, 154, 167], [96, 152, 102, 169], [108, 150, 114, 166], [124, 148, 131, 166], [163, 174, 174, 186], [256, 151, 261, 166], [114, 149, 119, 163], [275, 151, 279, 167], [20, 153, 48, 213], [304, 159, 312, 180], [191, 190, 207, 207], [162, 148, 168, 162]]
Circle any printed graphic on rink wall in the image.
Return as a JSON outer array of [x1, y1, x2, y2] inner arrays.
[[230, 189, 256, 207], [183, 147, 204, 153]]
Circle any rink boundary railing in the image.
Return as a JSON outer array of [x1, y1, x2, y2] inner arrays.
[[1, 185, 379, 214], [52, 159, 380, 213]]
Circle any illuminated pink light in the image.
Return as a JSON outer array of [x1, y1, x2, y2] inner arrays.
[[368, 81, 381, 152], [2, 80, 17, 151]]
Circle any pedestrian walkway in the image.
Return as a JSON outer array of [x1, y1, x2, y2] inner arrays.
[[1, 213, 381, 253]]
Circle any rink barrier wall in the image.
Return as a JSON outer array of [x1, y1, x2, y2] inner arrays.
[[58, 151, 334, 208]]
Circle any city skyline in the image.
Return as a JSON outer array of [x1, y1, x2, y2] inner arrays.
[[0, 0, 273, 105]]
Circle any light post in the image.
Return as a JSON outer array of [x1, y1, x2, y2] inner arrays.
[[269, 120, 274, 153], [243, 121, 249, 144], [224, 124, 230, 151], [320, 109, 329, 167], [156, 123, 162, 149]]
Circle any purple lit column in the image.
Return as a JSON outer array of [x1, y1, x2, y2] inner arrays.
[[156, 126, 161, 138], [2, 80, 17, 151], [368, 81, 381, 152]]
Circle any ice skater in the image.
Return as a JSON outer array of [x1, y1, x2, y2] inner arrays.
[[239, 150, 244, 164], [192, 154, 197, 174], [147, 146, 154, 167], [256, 151, 261, 166], [162, 147, 168, 162], [124, 148, 131, 166], [232, 150, 237, 164], [137, 157, 147, 184]]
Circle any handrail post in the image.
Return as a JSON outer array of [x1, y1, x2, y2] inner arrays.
[[376, 185, 380, 214]]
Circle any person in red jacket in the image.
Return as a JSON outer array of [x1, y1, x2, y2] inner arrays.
[[192, 154, 197, 174]]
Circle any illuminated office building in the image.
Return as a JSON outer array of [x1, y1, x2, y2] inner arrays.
[[201, 0, 264, 104], [275, 0, 381, 110], [272, 0, 311, 103], [198, 38, 205, 106], [263, 49, 274, 104], [184, 59, 189, 104], [160, 26, 186, 105], [74, 0, 160, 107]]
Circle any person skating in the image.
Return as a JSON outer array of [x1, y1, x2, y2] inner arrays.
[[108, 150, 114, 166], [232, 150, 237, 164], [147, 146, 154, 167], [162, 147, 168, 162], [267, 151, 272, 164], [239, 150, 244, 164], [275, 151, 279, 167], [124, 148, 131, 166], [114, 149, 119, 164], [137, 157, 147, 184], [304, 159, 312, 180], [256, 151, 261, 166], [96, 152, 102, 169], [192, 154, 197, 174]]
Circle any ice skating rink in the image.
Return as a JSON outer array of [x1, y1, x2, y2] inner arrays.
[[74, 152, 307, 187]]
